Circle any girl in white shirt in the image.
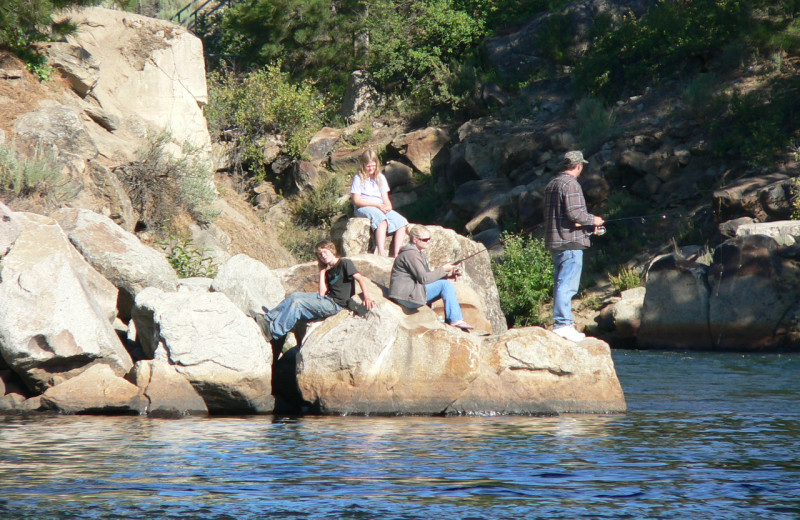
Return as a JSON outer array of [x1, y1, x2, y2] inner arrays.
[[351, 149, 409, 256]]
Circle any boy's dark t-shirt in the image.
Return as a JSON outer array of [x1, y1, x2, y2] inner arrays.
[[325, 258, 358, 307]]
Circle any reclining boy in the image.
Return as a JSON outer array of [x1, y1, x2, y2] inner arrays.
[[255, 240, 375, 358]]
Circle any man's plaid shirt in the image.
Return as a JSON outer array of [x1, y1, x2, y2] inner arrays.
[[543, 172, 596, 251]]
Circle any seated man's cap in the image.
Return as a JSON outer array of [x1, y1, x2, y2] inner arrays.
[[563, 150, 589, 168]]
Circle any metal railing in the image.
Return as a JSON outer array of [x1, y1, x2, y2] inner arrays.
[[171, 0, 233, 30]]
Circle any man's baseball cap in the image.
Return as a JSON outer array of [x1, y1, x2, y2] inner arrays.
[[563, 150, 589, 168]]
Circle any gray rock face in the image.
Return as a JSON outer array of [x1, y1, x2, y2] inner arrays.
[[734, 220, 800, 246], [131, 359, 208, 417], [639, 235, 800, 350], [132, 288, 274, 413], [296, 302, 626, 415], [13, 105, 99, 158], [306, 127, 341, 164], [340, 70, 382, 122], [46, 41, 100, 97], [639, 254, 713, 349], [712, 173, 790, 221], [39, 363, 146, 414], [0, 213, 131, 393], [708, 235, 800, 350], [53, 208, 178, 319], [483, 0, 657, 82], [389, 127, 450, 175], [211, 253, 286, 317], [86, 160, 137, 231], [612, 287, 645, 340], [0, 201, 22, 256]]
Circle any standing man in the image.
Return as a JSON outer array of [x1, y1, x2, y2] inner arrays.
[[544, 151, 604, 342]]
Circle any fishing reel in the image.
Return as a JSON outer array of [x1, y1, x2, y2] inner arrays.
[[593, 225, 606, 236]]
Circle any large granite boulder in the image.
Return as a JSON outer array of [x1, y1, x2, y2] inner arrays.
[[56, 6, 211, 153], [39, 363, 147, 414], [0, 212, 131, 393], [388, 127, 450, 175], [52, 208, 179, 319], [638, 253, 713, 349], [0, 201, 22, 256], [295, 301, 625, 415], [639, 235, 800, 350], [211, 253, 286, 317], [708, 235, 800, 350], [12, 105, 99, 159], [131, 288, 274, 413], [130, 359, 209, 417]]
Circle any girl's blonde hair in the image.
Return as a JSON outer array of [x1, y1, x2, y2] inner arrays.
[[357, 149, 380, 182]]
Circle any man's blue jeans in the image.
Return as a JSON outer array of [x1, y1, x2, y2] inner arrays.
[[425, 279, 463, 323], [552, 249, 583, 328], [267, 292, 342, 339]]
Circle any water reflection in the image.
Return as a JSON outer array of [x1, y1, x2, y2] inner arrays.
[[1, 351, 800, 519]]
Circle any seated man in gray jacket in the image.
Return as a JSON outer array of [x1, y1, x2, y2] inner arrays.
[[388, 225, 474, 331]]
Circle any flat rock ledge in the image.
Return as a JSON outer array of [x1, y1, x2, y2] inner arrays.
[[291, 302, 626, 416]]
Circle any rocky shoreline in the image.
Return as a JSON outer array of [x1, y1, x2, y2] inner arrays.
[[0, 202, 627, 416]]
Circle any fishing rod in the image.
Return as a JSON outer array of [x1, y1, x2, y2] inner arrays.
[[452, 224, 541, 266], [454, 212, 678, 262], [591, 212, 676, 235]]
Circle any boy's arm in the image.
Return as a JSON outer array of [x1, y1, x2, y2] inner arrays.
[[318, 267, 327, 297], [351, 272, 375, 310]]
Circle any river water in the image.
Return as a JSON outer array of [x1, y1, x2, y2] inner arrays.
[[1, 350, 798, 520]]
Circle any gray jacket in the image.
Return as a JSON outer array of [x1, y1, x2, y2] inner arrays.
[[388, 243, 447, 306]]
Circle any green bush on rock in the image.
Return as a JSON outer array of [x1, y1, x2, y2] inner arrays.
[[206, 64, 325, 176], [491, 233, 553, 328]]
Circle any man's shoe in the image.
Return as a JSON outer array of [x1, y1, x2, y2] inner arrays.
[[255, 313, 274, 341], [553, 325, 585, 342], [449, 319, 475, 331]]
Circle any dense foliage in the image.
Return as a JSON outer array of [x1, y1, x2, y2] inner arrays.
[[206, 0, 559, 118], [491, 233, 554, 327], [205, 64, 326, 170], [0, 0, 100, 79], [210, 0, 362, 100], [573, 0, 749, 102]]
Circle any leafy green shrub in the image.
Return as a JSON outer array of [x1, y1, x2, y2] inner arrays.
[[575, 97, 615, 153], [292, 173, 349, 228], [573, 0, 749, 101], [534, 12, 576, 66], [454, 0, 571, 33], [206, 64, 325, 174], [609, 265, 642, 293], [157, 233, 218, 278], [117, 132, 218, 231], [789, 176, 800, 220], [683, 74, 723, 120], [491, 233, 553, 327], [365, 0, 485, 115], [0, 141, 75, 206], [707, 81, 800, 165], [210, 0, 361, 100]]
